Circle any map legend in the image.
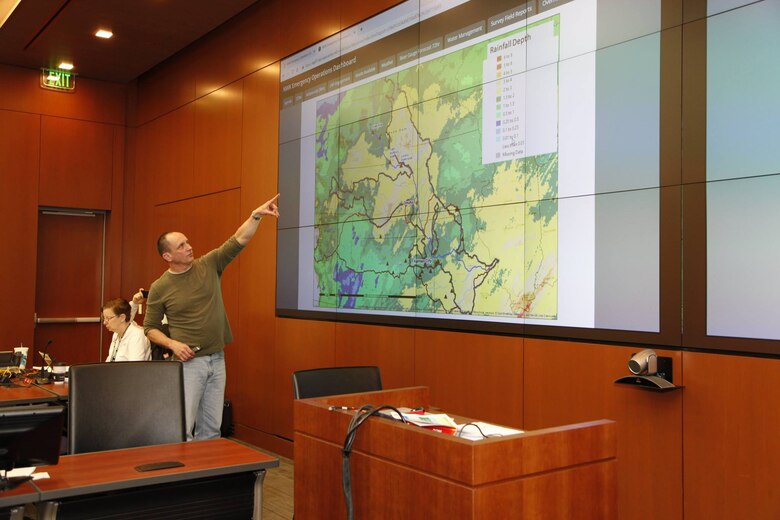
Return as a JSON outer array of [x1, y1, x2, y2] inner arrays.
[[482, 31, 528, 164], [481, 17, 559, 166]]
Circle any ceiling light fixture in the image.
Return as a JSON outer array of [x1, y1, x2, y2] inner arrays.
[[58, 62, 74, 71], [0, 0, 22, 29], [95, 29, 113, 39]]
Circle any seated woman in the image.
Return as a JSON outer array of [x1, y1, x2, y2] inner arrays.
[[101, 293, 151, 362]]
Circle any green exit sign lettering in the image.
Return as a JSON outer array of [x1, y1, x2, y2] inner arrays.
[[40, 68, 76, 92]]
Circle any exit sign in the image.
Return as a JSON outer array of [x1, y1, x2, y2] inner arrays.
[[40, 68, 76, 92]]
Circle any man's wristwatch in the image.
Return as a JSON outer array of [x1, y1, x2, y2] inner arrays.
[[252, 213, 261, 221]]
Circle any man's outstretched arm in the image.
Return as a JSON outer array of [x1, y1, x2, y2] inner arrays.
[[234, 193, 280, 246]]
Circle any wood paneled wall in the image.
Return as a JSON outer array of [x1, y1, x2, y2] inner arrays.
[[525, 340, 683, 520], [682, 352, 780, 519], [115, 1, 777, 519], [0, 109, 40, 346], [0, 64, 127, 353], [39, 118, 115, 210]]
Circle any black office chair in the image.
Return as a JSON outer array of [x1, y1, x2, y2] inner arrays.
[[68, 361, 186, 454], [292, 365, 382, 399]]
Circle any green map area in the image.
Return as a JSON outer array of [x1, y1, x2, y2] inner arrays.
[[313, 27, 558, 318]]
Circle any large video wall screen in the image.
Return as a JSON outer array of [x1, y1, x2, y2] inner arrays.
[[276, 0, 780, 354], [278, 0, 664, 332]]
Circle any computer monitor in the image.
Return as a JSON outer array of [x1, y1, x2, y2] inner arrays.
[[0, 404, 64, 490], [0, 351, 21, 386], [0, 351, 19, 368]]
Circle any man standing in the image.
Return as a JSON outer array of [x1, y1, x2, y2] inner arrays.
[[144, 194, 279, 440]]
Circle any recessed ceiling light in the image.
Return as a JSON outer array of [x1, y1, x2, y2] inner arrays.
[[95, 29, 113, 39], [58, 62, 74, 70]]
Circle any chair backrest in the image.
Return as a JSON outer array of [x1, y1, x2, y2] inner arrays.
[[68, 361, 186, 454], [292, 366, 382, 399]]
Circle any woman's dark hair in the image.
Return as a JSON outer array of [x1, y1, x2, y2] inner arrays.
[[102, 298, 131, 322]]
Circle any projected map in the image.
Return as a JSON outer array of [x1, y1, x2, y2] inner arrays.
[[313, 17, 559, 319]]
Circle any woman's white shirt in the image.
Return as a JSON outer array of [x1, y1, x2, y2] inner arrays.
[[106, 302, 151, 362]]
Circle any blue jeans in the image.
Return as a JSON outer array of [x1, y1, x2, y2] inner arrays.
[[182, 351, 226, 441]]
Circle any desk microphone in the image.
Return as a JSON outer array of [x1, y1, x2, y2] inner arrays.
[[36, 339, 53, 384]]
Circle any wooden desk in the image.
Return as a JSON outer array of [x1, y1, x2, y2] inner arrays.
[[0, 383, 60, 519], [0, 480, 37, 511], [34, 382, 68, 400], [34, 438, 279, 519], [295, 387, 617, 520], [0, 384, 59, 406]]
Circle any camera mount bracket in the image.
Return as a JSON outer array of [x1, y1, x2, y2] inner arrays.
[[614, 356, 682, 392]]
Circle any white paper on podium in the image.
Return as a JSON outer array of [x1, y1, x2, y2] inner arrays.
[[455, 422, 524, 441]]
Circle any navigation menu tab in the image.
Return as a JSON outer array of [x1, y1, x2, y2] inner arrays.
[[379, 56, 396, 72], [488, 3, 536, 34], [353, 63, 378, 82], [304, 84, 327, 100], [445, 21, 486, 48], [538, 0, 576, 14], [325, 74, 353, 93], [419, 37, 443, 57], [397, 46, 419, 66]]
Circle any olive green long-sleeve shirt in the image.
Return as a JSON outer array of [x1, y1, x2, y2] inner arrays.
[[144, 236, 244, 356]]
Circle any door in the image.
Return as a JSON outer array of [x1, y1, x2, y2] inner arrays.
[[34, 210, 105, 365]]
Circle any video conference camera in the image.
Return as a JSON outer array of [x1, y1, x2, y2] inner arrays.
[[627, 348, 658, 375], [615, 348, 679, 392]]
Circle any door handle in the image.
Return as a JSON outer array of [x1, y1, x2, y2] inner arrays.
[[35, 317, 101, 324]]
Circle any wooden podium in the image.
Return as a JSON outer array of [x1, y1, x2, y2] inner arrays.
[[294, 387, 616, 519]]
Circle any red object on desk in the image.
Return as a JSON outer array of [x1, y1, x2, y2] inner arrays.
[[417, 424, 457, 435]]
